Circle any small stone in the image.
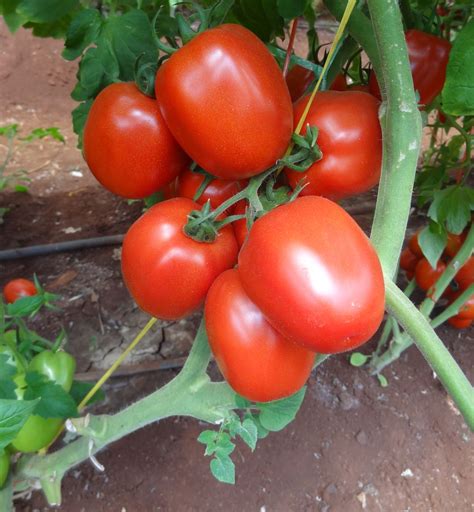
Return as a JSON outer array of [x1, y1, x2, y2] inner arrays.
[[356, 430, 368, 445], [322, 483, 338, 502], [338, 390, 360, 410]]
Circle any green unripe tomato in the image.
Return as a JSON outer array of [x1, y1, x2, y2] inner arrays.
[[11, 416, 63, 453], [28, 350, 76, 392], [0, 452, 10, 488]]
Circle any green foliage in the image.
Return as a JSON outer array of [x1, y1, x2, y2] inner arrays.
[[442, 19, 474, 115], [0, 398, 39, 451], [233, 0, 284, 41], [350, 352, 369, 367], [69, 381, 105, 407], [419, 222, 447, 268]]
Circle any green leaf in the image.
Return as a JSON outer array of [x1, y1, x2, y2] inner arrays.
[[234, 394, 251, 409], [20, 127, 65, 143], [1, 0, 27, 32], [16, 0, 78, 23], [214, 433, 235, 457], [6, 295, 43, 317], [428, 186, 473, 235], [237, 417, 258, 451], [233, 0, 284, 42], [0, 124, 19, 138], [23, 372, 77, 419], [0, 398, 39, 450], [418, 223, 447, 268], [197, 430, 218, 446], [210, 455, 235, 484], [442, 19, 474, 115], [63, 8, 102, 61], [377, 374, 388, 387], [277, 0, 307, 19], [0, 354, 16, 399], [69, 380, 105, 406], [258, 387, 306, 432], [349, 352, 369, 367], [13, 184, 28, 193], [71, 100, 92, 148]]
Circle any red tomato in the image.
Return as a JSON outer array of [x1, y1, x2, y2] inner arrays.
[[3, 279, 37, 304], [285, 91, 382, 200], [177, 168, 242, 212], [329, 73, 347, 91], [232, 200, 249, 249], [408, 230, 424, 258], [448, 291, 474, 320], [369, 30, 451, 106], [286, 64, 314, 102], [348, 84, 371, 93], [155, 24, 293, 180], [400, 247, 419, 273], [161, 178, 178, 200], [83, 83, 189, 199], [238, 196, 385, 353], [415, 258, 446, 292], [447, 316, 472, 329], [454, 257, 474, 291], [444, 232, 467, 258], [121, 198, 238, 320], [205, 269, 315, 402]]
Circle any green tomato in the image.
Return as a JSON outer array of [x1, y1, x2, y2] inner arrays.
[[0, 452, 9, 488], [28, 350, 76, 392], [11, 416, 63, 453]]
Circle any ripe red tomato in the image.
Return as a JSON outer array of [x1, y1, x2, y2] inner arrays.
[[3, 279, 37, 304], [444, 231, 467, 258], [121, 198, 238, 320], [286, 64, 314, 102], [238, 196, 385, 353], [454, 257, 474, 291], [369, 30, 451, 106], [448, 316, 472, 329], [415, 258, 446, 292], [205, 269, 315, 402], [155, 24, 293, 180], [408, 230, 424, 258], [448, 291, 474, 320], [348, 84, 371, 93], [285, 91, 382, 200], [177, 168, 242, 212], [329, 73, 347, 91], [400, 247, 419, 273], [83, 82, 189, 199], [232, 201, 249, 249]]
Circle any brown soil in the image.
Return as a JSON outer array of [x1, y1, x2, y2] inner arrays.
[[0, 20, 473, 512]]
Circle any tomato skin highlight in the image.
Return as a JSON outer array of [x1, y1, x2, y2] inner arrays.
[[369, 30, 451, 106], [121, 198, 239, 320], [177, 168, 242, 212], [238, 196, 385, 353], [3, 279, 37, 304], [285, 91, 382, 200], [205, 269, 315, 402], [83, 82, 189, 199], [415, 258, 446, 292], [400, 247, 419, 273], [155, 24, 293, 180], [286, 64, 314, 102]]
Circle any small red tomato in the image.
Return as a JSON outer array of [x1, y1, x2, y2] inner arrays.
[[448, 291, 474, 320], [329, 73, 347, 91], [232, 200, 249, 249], [161, 178, 178, 200], [205, 269, 315, 402], [285, 91, 382, 200], [348, 84, 371, 93], [447, 316, 472, 329], [369, 30, 451, 106], [444, 232, 467, 258], [155, 24, 293, 180], [400, 247, 419, 273], [408, 230, 424, 258], [83, 83, 189, 199], [177, 168, 242, 212], [286, 64, 314, 102], [454, 257, 474, 291], [415, 258, 446, 292], [238, 196, 385, 353], [121, 198, 238, 320], [3, 279, 37, 304]]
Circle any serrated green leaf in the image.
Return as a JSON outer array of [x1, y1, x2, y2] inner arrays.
[[197, 430, 218, 446], [428, 186, 473, 235], [277, 0, 307, 19], [0, 398, 39, 450], [349, 352, 369, 367], [258, 387, 306, 432], [418, 223, 447, 268], [442, 19, 474, 116], [210, 455, 235, 484], [17, 0, 79, 23], [23, 372, 77, 419], [71, 99, 92, 148], [237, 417, 258, 451], [69, 380, 105, 406], [377, 374, 388, 387], [234, 394, 251, 409], [63, 8, 102, 61]]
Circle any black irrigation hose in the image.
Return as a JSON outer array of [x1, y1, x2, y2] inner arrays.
[[0, 235, 124, 261]]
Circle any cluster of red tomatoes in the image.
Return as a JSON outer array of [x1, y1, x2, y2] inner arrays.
[[80, 22, 449, 402], [400, 230, 473, 329]]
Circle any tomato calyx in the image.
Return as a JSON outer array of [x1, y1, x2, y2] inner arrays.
[[278, 126, 322, 172], [134, 54, 161, 98]]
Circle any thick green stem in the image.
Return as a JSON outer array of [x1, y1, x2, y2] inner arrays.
[[385, 278, 474, 429], [366, 0, 422, 278]]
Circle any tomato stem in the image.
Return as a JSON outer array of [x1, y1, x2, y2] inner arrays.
[[282, 18, 299, 78]]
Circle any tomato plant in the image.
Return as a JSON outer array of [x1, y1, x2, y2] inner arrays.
[[285, 91, 382, 200], [83, 82, 189, 199], [205, 269, 315, 402], [121, 198, 239, 320]]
